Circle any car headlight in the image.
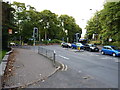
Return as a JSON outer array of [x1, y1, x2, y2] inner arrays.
[[118, 52, 120, 54]]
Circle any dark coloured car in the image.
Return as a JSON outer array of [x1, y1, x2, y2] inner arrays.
[[83, 44, 99, 52], [101, 46, 120, 57]]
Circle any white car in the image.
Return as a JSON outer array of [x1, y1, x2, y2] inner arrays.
[[76, 43, 84, 49], [67, 43, 71, 47], [10, 42, 15, 46]]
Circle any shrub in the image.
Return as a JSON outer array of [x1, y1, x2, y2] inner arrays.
[[89, 40, 101, 45], [28, 40, 33, 45], [50, 39, 62, 43], [42, 40, 49, 45], [111, 41, 120, 47]]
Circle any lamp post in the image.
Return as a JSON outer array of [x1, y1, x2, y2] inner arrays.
[[89, 9, 99, 41], [65, 30, 68, 43]]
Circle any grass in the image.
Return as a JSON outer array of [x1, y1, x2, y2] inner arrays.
[[0, 50, 7, 63]]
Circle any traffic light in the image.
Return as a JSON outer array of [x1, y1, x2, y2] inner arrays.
[[33, 27, 38, 38], [75, 33, 80, 42]]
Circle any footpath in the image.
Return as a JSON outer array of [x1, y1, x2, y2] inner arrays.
[[3, 48, 60, 88]]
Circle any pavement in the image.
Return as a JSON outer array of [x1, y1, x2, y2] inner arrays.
[[3, 48, 60, 88]]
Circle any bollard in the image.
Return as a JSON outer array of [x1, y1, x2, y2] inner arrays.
[[53, 50, 56, 67], [78, 46, 80, 51]]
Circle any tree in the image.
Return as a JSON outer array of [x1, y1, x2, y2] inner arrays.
[[59, 15, 82, 42], [2, 1, 15, 49], [86, 1, 120, 45], [11, 1, 82, 44], [39, 10, 60, 40]]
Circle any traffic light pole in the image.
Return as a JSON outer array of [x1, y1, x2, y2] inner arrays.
[[33, 37, 35, 46], [33, 27, 38, 46]]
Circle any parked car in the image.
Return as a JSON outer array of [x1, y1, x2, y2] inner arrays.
[[76, 43, 84, 49], [61, 42, 71, 48], [71, 43, 77, 49], [71, 43, 84, 49], [83, 44, 99, 52], [9, 42, 16, 46], [101, 46, 120, 57]]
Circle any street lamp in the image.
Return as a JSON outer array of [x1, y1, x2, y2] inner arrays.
[[89, 9, 99, 41], [65, 30, 68, 43]]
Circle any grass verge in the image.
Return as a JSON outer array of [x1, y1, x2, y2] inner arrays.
[[0, 50, 7, 63]]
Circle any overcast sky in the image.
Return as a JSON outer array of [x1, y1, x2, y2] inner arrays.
[[7, 0, 105, 37]]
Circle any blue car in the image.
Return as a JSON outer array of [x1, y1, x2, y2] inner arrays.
[[101, 46, 120, 57], [71, 43, 77, 49]]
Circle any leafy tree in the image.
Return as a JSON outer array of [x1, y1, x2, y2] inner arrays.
[[11, 1, 82, 44], [39, 10, 60, 40], [86, 1, 120, 45], [2, 2, 15, 49], [59, 15, 82, 42]]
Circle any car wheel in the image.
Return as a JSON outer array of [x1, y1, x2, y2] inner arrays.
[[112, 53, 116, 57], [101, 51, 105, 55], [89, 49, 92, 52], [83, 48, 86, 50]]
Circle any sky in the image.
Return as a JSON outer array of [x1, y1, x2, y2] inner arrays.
[[7, 0, 105, 37]]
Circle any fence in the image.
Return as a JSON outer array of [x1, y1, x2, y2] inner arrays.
[[38, 46, 56, 66]]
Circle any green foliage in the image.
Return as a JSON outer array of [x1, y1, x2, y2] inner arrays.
[[110, 41, 120, 47], [50, 39, 62, 43], [10, 2, 82, 44], [86, 1, 120, 45], [89, 41, 101, 45], [0, 50, 9, 63], [42, 40, 49, 45], [59, 15, 82, 42], [2, 2, 15, 49], [27, 40, 33, 45]]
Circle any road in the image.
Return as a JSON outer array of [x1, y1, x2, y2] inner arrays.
[[27, 45, 119, 88]]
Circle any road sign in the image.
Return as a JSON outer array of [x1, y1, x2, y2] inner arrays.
[[8, 29, 12, 34]]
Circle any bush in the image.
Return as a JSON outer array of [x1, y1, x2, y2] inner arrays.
[[42, 39, 62, 44], [89, 40, 101, 45], [111, 41, 120, 47], [50, 39, 62, 43], [42, 40, 49, 45], [28, 40, 33, 45]]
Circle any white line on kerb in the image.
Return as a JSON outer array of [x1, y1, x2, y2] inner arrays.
[[58, 55, 69, 60]]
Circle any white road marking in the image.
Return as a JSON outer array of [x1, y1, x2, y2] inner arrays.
[[78, 70, 82, 73], [58, 55, 69, 60], [101, 57, 117, 60], [64, 65, 68, 71], [61, 63, 65, 71]]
